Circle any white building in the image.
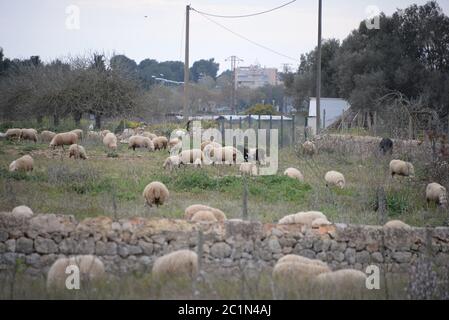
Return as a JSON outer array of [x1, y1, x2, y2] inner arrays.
[[307, 97, 350, 135], [235, 65, 278, 89]]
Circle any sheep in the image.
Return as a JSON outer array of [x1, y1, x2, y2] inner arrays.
[[311, 217, 332, 228], [69, 144, 88, 160], [283, 168, 304, 181], [46, 255, 105, 290], [277, 254, 328, 268], [314, 269, 367, 298], [324, 170, 345, 188], [9, 155, 34, 172], [278, 211, 327, 226], [128, 135, 154, 152], [50, 132, 78, 149], [143, 181, 169, 207], [100, 130, 111, 137], [163, 155, 181, 171], [184, 204, 226, 221], [193, 158, 202, 168], [142, 131, 157, 140], [272, 261, 330, 288], [179, 149, 203, 165], [202, 142, 222, 164], [426, 182, 448, 208], [379, 137, 393, 155], [383, 220, 411, 229], [153, 136, 169, 150], [20, 128, 38, 143], [389, 159, 415, 178], [152, 250, 198, 280], [190, 210, 218, 223], [168, 138, 181, 149], [87, 131, 102, 140], [210, 146, 237, 165], [40, 130, 56, 142], [302, 140, 317, 156], [5, 128, 22, 140], [11, 205, 34, 219], [103, 132, 117, 150], [70, 129, 83, 141], [244, 148, 266, 165], [239, 162, 258, 176]]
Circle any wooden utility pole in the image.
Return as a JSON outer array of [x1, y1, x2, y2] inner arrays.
[[183, 5, 190, 118], [316, 0, 322, 133]]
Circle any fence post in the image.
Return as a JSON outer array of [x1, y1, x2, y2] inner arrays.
[[221, 119, 225, 145], [230, 116, 233, 130], [248, 114, 252, 128], [239, 116, 242, 130], [242, 175, 248, 220], [292, 114, 295, 145], [408, 114, 413, 140], [373, 111, 377, 136], [323, 109, 326, 130], [257, 115, 261, 149], [377, 187, 387, 225], [280, 115, 284, 148]]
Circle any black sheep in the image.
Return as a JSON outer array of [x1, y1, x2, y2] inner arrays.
[[379, 138, 393, 155]]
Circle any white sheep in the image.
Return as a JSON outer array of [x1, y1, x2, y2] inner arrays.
[[70, 129, 83, 141], [179, 149, 203, 165], [143, 181, 169, 207], [383, 220, 411, 229], [389, 159, 415, 177], [163, 155, 181, 171], [277, 254, 328, 268], [284, 168, 304, 181], [50, 132, 78, 149], [184, 204, 226, 221], [40, 130, 56, 142], [426, 182, 448, 207], [152, 250, 198, 280], [69, 144, 88, 160], [239, 162, 258, 176], [324, 170, 345, 188], [314, 269, 367, 298], [210, 146, 237, 165], [5, 128, 22, 140], [302, 140, 317, 156], [272, 261, 330, 287], [278, 211, 327, 226], [128, 135, 154, 151], [100, 130, 111, 137], [190, 210, 218, 223], [46, 255, 105, 290], [311, 217, 332, 228], [9, 155, 34, 172], [193, 158, 202, 168], [11, 205, 34, 218], [142, 131, 157, 140], [103, 132, 117, 150], [21, 128, 38, 143], [153, 136, 169, 150]]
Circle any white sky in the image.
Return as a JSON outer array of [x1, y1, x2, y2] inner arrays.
[[0, 0, 448, 73]]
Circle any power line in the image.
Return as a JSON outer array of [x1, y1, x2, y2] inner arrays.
[[195, 11, 299, 62], [191, 0, 297, 19]]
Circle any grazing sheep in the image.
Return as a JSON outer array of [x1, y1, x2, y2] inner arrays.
[[179, 149, 203, 165], [210, 146, 237, 165], [278, 211, 327, 226], [311, 217, 332, 228], [272, 261, 330, 286], [50, 132, 78, 149], [11, 205, 34, 218], [128, 135, 154, 151], [5, 128, 22, 140], [70, 129, 83, 141], [40, 130, 56, 142], [248, 148, 266, 165], [325, 170, 345, 188], [103, 132, 117, 150], [143, 181, 169, 207], [152, 250, 198, 280], [46, 255, 105, 290], [69, 144, 88, 160], [20, 128, 38, 143], [302, 141, 317, 156], [201, 140, 221, 151], [284, 168, 304, 181], [389, 160, 415, 178], [163, 155, 181, 171], [277, 255, 328, 268], [190, 210, 218, 223], [314, 269, 367, 297], [142, 131, 157, 140], [184, 204, 226, 221], [9, 155, 34, 172], [379, 137, 393, 155], [239, 162, 258, 176], [426, 182, 448, 207], [193, 158, 202, 168], [168, 138, 181, 148], [87, 131, 102, 140], [153, 136, 169, 150], [383, 220, 411, 229], [100, 130, 111, 137]]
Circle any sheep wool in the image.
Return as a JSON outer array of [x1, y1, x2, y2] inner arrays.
[[163, 156, 181, 171], [302, 141, 317, 156], [103, 132, 117, 150], [325, 170, 345, 188], [70, 129, 83, 141], [184, 204, 226, 221], [383, 220, 411, 229], [284, 168, 304, 181], [21, 128, 38, 142], [143, 181, 169, 207], [193, 158, 202, 168], [239, 162, 258, 176], [153, 136, 169, 150], [142, 131, 157, 140], [311, 217, 332, 228], [9, 155, 34, 172], [210, 146, 237, 165], [179, 149, 203, 165], [426, 182, 448, 207], [190, 210, 218, 223], [278, 211, 327, 226], [152, 250, 198, 280], [389, 160, 415, 177], [100, 130, 111, 137], [46, 255, 105, 290], [272, 261, 330, 286], [129, 135, 154, 151], [50, 132, 78, 149], [277, 255, 328, 268], [69, 144, 88, 160], [314, 269, 367, 298], [40, 130, 56, 142], [5, 128, 22, 140], [11, 205, 34, 219]]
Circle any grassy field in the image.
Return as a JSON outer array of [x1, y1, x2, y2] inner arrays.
[[0, 134, 447, 228]]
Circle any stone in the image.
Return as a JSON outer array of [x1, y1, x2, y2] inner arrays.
[[16, 237, 34, 254], [331, 241, 347, 252], [371, 252, 384, 263], [29, 214, 76, 234], [96, 241, 118, 256], [138, 240, 154, 255], [0, 243, 6, 253], [355, 251, 370, 264], [344, 248, 356, 264], [210, 242, 232, 259], [76, 238, 95, 254], [299, 249, 316, 259], [331, 251, 345, 262], [0, 230, 9, 242], [59, 239, 77, 254], [26, 253, 41, 267], [35, 237, 57, 254], [267, 236, 282, 254], [5, 239, 15, 252], [392, 251, 412, 263]]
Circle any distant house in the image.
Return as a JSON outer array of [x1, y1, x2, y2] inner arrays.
[[307, 97, 350, 135]]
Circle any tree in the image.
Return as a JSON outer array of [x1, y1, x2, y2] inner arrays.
[[245, 104, 278, 115], [190, 58, 219, 82]]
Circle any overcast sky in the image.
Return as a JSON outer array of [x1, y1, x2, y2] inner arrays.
[[1, 0, 448, 73]]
